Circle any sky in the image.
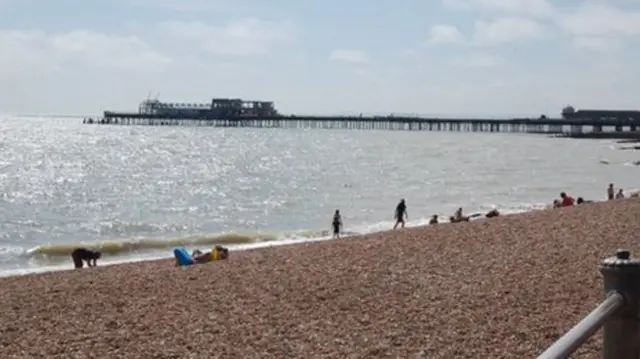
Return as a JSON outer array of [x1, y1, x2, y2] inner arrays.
[[0, 0, 639, 117]]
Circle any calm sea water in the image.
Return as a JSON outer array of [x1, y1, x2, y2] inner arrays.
[[0, 117, 638, 275]]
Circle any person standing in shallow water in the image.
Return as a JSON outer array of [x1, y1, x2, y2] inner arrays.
[[393, 199, 408, 229], [332, 210, 343, 239], [607, 183, 615, 200]]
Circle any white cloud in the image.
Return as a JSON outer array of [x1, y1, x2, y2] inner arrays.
[[441, 0, 640, 34], [0, 29, 172, 76], [572, 37, 623, 52], [559, 4, 640, 37], [442, 0, 555, 18], [472, 17, 547, 45], [1, 2, 640, 117], [124, 0, 240, 12], [427, 24, 465, 44], [453, 53, 506, 67], [354, 68, 385, 85], [162, 18, 295, 56], [329, 49, 370, 63]]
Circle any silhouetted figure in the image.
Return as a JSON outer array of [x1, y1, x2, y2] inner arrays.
[[393, 199, 407, 229], [71, 248, 101, 269], [332, 210, 343, 239], [607, 183, 614, 200]]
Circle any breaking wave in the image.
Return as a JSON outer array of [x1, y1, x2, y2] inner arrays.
[[25, 229, 361, 258]]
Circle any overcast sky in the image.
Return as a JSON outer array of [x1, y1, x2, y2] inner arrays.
[[1, 0, 639, 117]]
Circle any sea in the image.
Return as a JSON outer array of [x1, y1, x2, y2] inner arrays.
[[0, 117, 638, 277]]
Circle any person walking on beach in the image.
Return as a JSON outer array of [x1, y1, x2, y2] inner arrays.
[[607, 183, 615, 200], [332, 210, 343, 239], [393, 199, 407, 229]]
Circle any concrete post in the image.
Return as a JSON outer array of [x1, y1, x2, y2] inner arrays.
[[599, 249, 640, 359]]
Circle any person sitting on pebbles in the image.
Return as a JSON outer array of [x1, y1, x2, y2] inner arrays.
[[450, 207, 469, 223], [429, 214, 439, 225], [616, 189, 625, 199], [560, 192, 575, 207]]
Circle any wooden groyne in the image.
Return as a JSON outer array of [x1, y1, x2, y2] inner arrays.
[[83, 98, 640, 136]]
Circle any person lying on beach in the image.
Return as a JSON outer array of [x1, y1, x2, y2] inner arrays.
[[560, 192, 575, 207], [485, 209, 500, 218], [429, 215, 438, 225], [191, 246, 229, 264], [393, 199, 407, 229], [576, 197, 594, 204], [71, 248, 101, 269]]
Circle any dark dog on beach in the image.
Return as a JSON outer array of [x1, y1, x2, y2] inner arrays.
[[71, 248, 101, 269]]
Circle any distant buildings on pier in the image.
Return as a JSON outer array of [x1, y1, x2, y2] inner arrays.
[[132, 97, 279, 119]]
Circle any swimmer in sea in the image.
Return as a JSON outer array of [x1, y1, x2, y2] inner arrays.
[[332, 210, 343, 239], [393, 199, 407, 229], [429, 214, 438, 225], [71, 248, 101, 269]]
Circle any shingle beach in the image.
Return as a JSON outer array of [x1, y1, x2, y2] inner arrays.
[[1, 199, 639, 358]]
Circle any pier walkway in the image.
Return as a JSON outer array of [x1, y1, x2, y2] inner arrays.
[[85, 112, 640, 136], [83, 98, 640, 136]]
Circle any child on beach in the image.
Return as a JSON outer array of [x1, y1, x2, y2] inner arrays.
[[607, 184, 615, 200], [429, 215, 438, 225], [616, 189, 625, 199], [393, 199, 408, 229]]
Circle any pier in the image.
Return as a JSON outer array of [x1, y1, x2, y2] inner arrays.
[[84, 98, 640, 136]]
